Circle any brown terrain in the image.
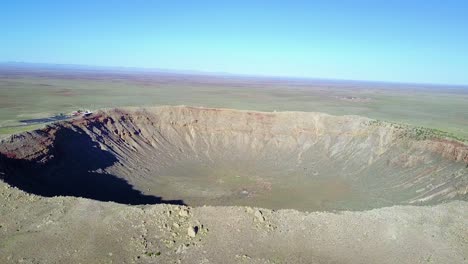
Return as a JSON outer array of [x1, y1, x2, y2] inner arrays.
[[0, 106, 467, 263]]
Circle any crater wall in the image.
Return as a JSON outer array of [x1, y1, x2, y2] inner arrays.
[[0, 106, 466, 211]]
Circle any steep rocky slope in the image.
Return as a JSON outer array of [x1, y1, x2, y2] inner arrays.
[[0, 106, 467, 263], [0, 106, 466, 211]]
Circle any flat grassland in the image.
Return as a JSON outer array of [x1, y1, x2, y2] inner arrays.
[[1, 66, 467, 140]]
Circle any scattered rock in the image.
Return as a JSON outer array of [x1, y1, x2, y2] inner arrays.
[[179, 209, 189, 217], [176, 244, 188, 254], [254, 210, 265, 222], [188, 226, 198, 238]]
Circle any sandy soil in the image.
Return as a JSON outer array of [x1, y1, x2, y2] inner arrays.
[[0, 181, 467, 264]]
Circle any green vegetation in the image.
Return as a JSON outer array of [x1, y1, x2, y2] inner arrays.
[[368, 120, 467, 142], [0, 124, 46, 138], [0, 72, 467, 140], [404, 126, 467, 142]]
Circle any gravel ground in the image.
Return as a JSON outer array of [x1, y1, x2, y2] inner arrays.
[[0, 181, 467, 264]]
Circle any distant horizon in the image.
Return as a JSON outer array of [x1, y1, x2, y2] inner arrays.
[[2, 61, 468, 88], [2, 1, 468, 86]]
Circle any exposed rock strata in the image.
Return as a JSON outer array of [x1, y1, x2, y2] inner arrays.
[[0, 106, 466, 210]]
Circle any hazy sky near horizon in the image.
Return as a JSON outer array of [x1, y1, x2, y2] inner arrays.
[[2, 1, 468, 85]]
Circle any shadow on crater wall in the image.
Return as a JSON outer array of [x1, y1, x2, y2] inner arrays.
[[0, 127, 185, 206]]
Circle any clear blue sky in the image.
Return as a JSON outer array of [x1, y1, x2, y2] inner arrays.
[[2, 0, 468, 85]]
